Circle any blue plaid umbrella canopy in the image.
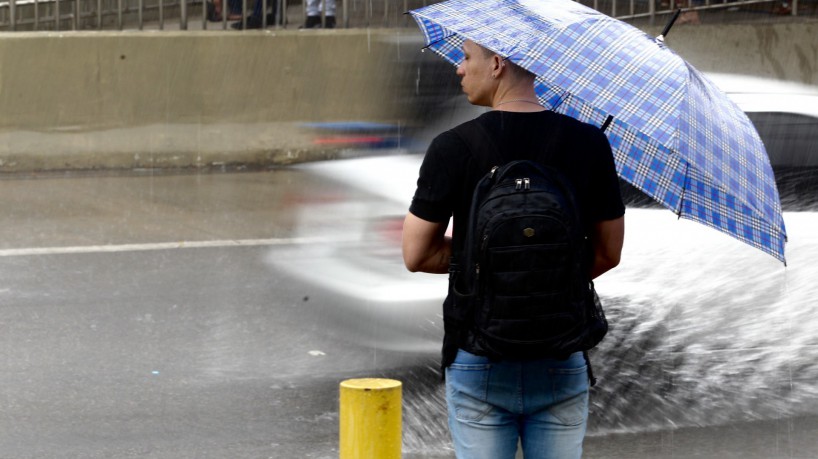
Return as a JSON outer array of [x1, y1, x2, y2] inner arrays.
[[409, 0, 787, 262]]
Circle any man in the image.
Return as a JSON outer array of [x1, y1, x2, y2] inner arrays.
[[402, 40, 625, 459], [227, 0, 276, 29], [301, 0, 336, 28]]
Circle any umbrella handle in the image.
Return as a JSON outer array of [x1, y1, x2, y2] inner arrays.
[[657, 9, 682, 42]]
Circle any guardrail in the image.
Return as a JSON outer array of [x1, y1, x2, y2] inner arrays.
[[599, 0, 798, 22], [0, 0, 806, 31], [0, 0, 286, 30]]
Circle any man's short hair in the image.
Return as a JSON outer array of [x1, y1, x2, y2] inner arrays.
[[477, 44, 535, 81]]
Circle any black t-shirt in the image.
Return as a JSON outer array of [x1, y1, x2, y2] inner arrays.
[[408, 109, 625, 367]]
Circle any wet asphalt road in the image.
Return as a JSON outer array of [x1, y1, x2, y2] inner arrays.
[[0, 169, 452, 458], [1, 244, 445, 458], [1, 169, 816, 458]]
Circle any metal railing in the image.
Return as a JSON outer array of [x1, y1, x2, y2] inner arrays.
[[0, 0, 289, 30], [0, 0, 807, 31], [588, 0, 800, 23]]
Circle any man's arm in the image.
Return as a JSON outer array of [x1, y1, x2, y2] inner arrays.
[[402, 212, 451, 274], [590, 216, 624, 279]]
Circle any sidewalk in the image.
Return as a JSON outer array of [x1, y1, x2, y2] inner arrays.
[[0, 122, 351, 172]]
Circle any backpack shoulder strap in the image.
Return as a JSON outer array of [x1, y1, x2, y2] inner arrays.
[[452, 120, 505, 172], [447, 121, 502, 300], [452, 112, 566, 169]]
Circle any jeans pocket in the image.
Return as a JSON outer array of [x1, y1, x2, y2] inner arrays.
[[548, 365, 589, 426], [446, 361, 492, 423]]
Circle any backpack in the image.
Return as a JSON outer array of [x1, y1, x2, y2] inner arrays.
[[450, 120, 608, 371]]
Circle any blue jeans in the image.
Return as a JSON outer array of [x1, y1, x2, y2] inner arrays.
[[306, 0, 335, 16], [445, 349, 589, 459]]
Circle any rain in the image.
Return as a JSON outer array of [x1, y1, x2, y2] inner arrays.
[[0, 0, 817, 457]]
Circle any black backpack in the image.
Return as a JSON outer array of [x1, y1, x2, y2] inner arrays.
[[450, 121, 608, 372]]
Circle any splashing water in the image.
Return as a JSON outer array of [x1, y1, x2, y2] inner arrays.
[[398, 208, 818, 453], [589, 209, 818, 434]]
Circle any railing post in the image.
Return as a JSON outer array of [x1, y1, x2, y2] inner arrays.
[[159, 0, 164, 29], [344, 0, 349, 28], [138, 0, 144, 29], [366, 0, 371, 26], [117, 0, 122, 30], [73, 0, 79, 29], [277, 0, 284, 27], [55, 0, 61, 30], [9, 0, 16, 31], [96, 0, 101, 29], [180, 0, 187, 30], [339, 379, 402, 459]]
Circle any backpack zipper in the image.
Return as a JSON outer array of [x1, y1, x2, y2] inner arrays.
[[475, 233, 489, 282]]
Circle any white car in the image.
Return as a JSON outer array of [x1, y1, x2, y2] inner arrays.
[[267, 153, 448, 354], [269, 72, 818, 352]]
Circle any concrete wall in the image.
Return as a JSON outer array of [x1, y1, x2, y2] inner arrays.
[[0, 22, 815, 172], [656, 22, 818, 84], [0, 29, 407, 170]]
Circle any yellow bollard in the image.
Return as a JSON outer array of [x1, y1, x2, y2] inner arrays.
[[339, 378, 402, 459]]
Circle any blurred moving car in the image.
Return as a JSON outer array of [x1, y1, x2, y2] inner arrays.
[[711, 74, 818, 210], [267, 73, 818, 358], [269, 154, 448, 353]]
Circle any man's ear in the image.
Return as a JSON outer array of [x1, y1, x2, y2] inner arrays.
[[492, 54, 504, 75], [491, 54, 505, 79]]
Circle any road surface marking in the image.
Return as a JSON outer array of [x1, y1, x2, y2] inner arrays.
[[0, 237, 334, 257]]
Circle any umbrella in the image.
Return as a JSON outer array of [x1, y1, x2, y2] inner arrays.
[[408, 0, 787, 263]]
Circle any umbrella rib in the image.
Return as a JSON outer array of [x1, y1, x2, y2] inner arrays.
[[420, 34, 456, 52], [600, 115, 614, 133], [677, 161, 689, 218]]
